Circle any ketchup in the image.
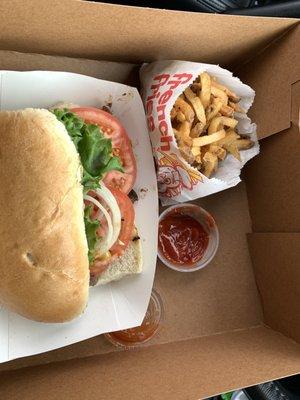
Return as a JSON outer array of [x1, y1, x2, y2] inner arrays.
[[105, 290, 163, 347], [108, 318, 157, 344], [158, 209, 209, 266]]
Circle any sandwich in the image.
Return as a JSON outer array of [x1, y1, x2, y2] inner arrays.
[[0, 106, 141, 323]]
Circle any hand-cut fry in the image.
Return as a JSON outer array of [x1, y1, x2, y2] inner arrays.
[[224, 143, 241, 161], [190, 121, 205, 138], [216, 130, 239, 147], [175, 122, 193, 145], [208, 116, 238, 134], [193, 129, 225, 147], [191, 146, 201, 156], [203, 152, 218, 177], [211, 86, 228, 105], [184, 88, 206, 125], [184, 87, 196, 99], [227, 90, 240, 104], [206, 98, 223, 123], [195, 154, 202, 165], [180, 145, 195, 164], [191, 82, 201, 92], [176, 110, 186, 122], [235, 137, 254, 150], [171, 72, 253, 178], [229, 101, 245, 113], [222, 136, 253, 161], [173, 128, 191, 146], [211, 80, 240, 103], [220, 104, 234, 117], [209, 145, 226, 160], [200, 72, 211, 109], [173, 97, 195, 123]]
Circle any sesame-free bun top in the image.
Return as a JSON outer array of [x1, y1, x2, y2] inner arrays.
[[0, 109, 89, 323]]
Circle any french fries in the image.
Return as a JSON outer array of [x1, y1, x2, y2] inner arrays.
[[206, 98, 223, 124], [208, 116, 238, 134], [203, 151, 218, 177], [190, 121, 205, 138], [171, 97, 195, 123], [220, 104, 234, 117], [184, 87, 206, 125], [200, 72, 211, 109], [211, 86, 228, 105], [193, 129, 226, 147], [171, 72, 254, 177], [211, 79, 240, 103]]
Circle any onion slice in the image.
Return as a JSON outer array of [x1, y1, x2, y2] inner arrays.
[[84, 194, 113, 256], [95, 184, 121, 248]]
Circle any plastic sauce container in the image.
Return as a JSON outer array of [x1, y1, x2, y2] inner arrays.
[[104, 289, 164, 349], [158, 203, 219, 272]]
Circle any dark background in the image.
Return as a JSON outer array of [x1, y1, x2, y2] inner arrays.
[[97, 0, 300, 17]]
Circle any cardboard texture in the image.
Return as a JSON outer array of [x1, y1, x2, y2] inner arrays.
[[245, 80, 300, 232], [0, 50, 138, 86], [238, 24, 300, 139], [248, 233, 300, 343], [0, 1, 297, 65], [0, 1, 299, 399], [1, 327, 300, 400]]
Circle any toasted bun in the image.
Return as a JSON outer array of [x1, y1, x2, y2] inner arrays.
[[96, 231, 142, 285], [0, 109, 89, 322]]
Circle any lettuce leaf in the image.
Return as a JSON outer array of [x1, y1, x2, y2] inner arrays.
[[52, 108, 122, 191], [84, 206, 100, 263], [77, 123, 123, 178], [52, 108, 123, 262]]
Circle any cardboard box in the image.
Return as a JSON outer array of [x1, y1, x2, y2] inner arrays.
[[0, 1, 299, 399]]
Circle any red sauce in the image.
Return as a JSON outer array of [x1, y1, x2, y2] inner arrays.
[[106, 291, 162, 346], [108, 321, 157, 344], [158, 210, 209, 266]]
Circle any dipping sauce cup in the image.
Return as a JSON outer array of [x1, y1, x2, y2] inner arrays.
[[158, 203, 219, 272], [104, 289, 164, 349]]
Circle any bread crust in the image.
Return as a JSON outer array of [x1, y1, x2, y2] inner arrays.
[[96, 231, 142, 286], [0, 109, 89, 322]]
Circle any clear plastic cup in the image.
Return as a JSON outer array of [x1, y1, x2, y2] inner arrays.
[[157, 203, 219, 272], [104, 289, 164, 349]]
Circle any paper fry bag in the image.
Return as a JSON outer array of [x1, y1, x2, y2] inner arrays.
[[140, 60, 259, 204]]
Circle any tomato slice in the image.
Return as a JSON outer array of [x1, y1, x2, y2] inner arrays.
[[90, 254, 118, 279], [89, 187, 135, 278], [71, 107, 137, 194], [108, 187, 135, 255]]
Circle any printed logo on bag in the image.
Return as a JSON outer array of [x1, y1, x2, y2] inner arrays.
[[157, 152, 202, 197], [145, 73, 193, 152]]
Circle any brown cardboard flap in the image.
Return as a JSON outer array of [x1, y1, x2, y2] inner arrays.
[[245, 81, 300, 232], [0, 50, 138, 85], [238, 24, 300, 139], [155, 183, 262, 342], [0, 326, 299, 400], [291, 80, 300, 127], [0, 1, 297, 65], [248, 233, 300, 343]]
